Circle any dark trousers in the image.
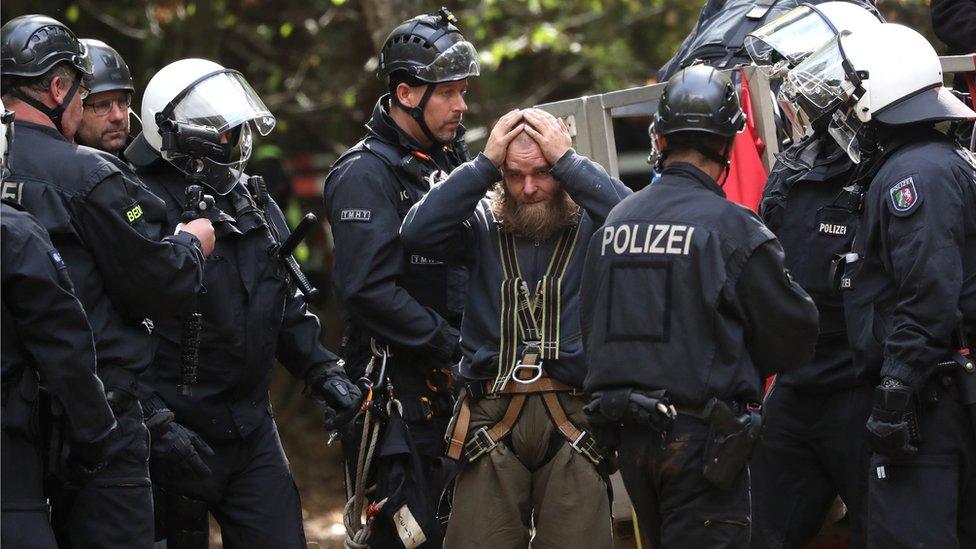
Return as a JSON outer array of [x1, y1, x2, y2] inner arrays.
[[750, 384, 873, 549], [154, 412, 306, 549], [52, 401, 154, 549], [1, 428, 57, 549], [867, 379, 976, 548], [618, 416, 750, 549]]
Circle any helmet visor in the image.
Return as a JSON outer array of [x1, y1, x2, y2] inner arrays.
[[410, 41, 480, 83], [777, 84, 815, 142], [746, 5, 837, 66], [786, 34, 856, 115], [827, 107, 864, 163], [170, 70, 276, 137]]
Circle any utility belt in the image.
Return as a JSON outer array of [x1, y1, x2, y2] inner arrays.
[[446, 348, 602, 467]]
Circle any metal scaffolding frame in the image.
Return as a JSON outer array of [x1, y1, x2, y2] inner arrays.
[[537, 55, 976, 179]]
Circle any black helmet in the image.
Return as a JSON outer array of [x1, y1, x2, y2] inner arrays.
[[80, 39, 133, 95], [1, 15, 92, 80], [378, 7, 479, 84], [655, 65, 745, 138]]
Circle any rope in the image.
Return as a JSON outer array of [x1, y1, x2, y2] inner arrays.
[[342, 343, 392, 549]]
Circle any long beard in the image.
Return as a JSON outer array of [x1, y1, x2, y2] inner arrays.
[[490, 183, 580, 240]]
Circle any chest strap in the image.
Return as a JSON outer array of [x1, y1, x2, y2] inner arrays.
[[495, 225, 580, 393]]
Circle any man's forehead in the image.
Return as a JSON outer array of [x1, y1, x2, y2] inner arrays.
[[436, 79, 468, 91], [504, 142, 549, 172], [86, 89, 130, 103]]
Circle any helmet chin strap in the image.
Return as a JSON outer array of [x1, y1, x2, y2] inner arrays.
[[10, 75, 82, 137], [398, 83, 445, 147]]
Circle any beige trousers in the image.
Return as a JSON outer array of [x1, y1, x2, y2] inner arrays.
[[444, 393, 614, 549]]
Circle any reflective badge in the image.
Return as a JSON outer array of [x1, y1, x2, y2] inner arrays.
[[392, 504, 427, 548], [410, 254, 444, 265], [340, 209, 371, 223], [888, 176, 921, 217], [123, 202, 144, 224], [1, 180, 23, 203], [48, 249, 67, 270]]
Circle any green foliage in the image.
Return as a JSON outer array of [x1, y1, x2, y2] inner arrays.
[[2, 0, 936, 158]]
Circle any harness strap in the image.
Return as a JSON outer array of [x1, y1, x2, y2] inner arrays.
[[540, 392, 604, 465], [494, 225, 580, 392]]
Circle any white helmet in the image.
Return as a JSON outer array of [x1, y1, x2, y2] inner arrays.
[[140, 58, 275, 194], [746, 1, 883, 68], [783, 23, 976, 161]]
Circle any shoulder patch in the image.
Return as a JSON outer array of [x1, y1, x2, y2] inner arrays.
[[1, 180, 23, 203], [887, 176, 922, 217], [122, 202, 144, 224], [340, 209, 372, 223]]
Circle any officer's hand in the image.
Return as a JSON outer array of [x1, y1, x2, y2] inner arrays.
[[865, 379, 918, 457], [178, 218, 216, 258], [483, 109, 525, 167], [628, 390, 677, 432], [61, 433, 116, 484], [306, 369, 363, 431], [521, 109, 572, 164], [149, 421, 215, 482]]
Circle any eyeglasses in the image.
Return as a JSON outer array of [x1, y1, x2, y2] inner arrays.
[[79, 83, 91, 101], [84, 95, 132, 116]]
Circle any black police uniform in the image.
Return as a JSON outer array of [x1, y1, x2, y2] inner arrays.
[[842, 127, 976, 547], [581, 162, 819, 548], [1, 200, 117, 549], [750, 135, 874, 548], [7, 121, 204, 549], [130, 151, 343, 548], [323, 95, 469, 535]]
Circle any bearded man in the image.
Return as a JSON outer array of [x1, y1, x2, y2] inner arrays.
[[401, 108, 631, 548]]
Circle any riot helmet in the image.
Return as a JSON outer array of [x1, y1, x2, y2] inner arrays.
[[378, 7, 479, 144], [783, 23, 975, 162], [649, 65, 745, 171], [1, 15, 93, 135], [80, 39, 133, 95], [140, 58, 275, 195], [746, 2, 883, 71]]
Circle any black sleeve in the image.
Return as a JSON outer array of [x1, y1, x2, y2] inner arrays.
[[401, 153, 498, 265], [325, 155, 458, 357], [876, 165, 968, 387], [265, 199, 343, 380], [549, 149, 633, 226], [74, 173, 203, 321], [736, 239, 820, 377], [931, 0, 976, 52], [2, 217, 115, 445]]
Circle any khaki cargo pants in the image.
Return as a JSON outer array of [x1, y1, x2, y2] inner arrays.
[[444, 393, 613, 549]]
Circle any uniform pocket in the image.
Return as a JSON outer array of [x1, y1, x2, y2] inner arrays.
[[868, 453, 959, 547]]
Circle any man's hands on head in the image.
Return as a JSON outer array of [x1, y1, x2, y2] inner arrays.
[[483, 109, 525, 167], [522, 109, 573, 165], [177, 218, 215, 257]]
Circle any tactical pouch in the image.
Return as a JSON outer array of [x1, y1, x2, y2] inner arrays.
[[702, 401, 762, 490]]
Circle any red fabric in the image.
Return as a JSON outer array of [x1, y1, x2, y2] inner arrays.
[[722, 68, 768, 212]]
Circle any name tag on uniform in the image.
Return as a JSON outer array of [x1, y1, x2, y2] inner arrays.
[[1, 180, 23, 203], [410, 254, 443, 265], [818, 222, 848, 236], [340, 209, 372, 223], [600, 223, 695, 257]]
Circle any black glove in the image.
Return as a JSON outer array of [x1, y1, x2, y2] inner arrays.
[[306, 366, 363, 431], [866, 378, 918, 457], [147, 411, 215, 482], [628, 390, 677, 432], [61, 431, 116, 484]]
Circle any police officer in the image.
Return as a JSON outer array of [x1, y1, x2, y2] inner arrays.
[[401, 108, 631, 548], [124, 58, 359, 548], [75, 39, 133, 156], [0, 103, 117, 549], [1, 15, 212, 549], [580, 65, 819, 548], [743, 4, 883, 547], [323, 8, 478, 546], [785, 23, 976, 546]]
